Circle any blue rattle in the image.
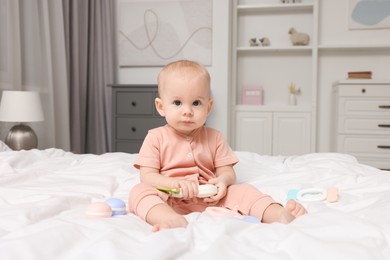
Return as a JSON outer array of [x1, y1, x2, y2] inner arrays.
[[105, 198, 127, 216]]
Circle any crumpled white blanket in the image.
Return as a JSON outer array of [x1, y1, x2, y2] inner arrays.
[[0, 148, 390, 260]]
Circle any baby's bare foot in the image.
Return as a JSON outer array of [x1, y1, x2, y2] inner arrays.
[[280, 200, 307, 223], [151, 217, 188, 232]]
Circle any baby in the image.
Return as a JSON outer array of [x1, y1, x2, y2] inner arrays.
[[129, 60, 306, 231]]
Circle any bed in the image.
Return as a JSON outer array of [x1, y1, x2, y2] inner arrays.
[[1, 143, 390, 260]]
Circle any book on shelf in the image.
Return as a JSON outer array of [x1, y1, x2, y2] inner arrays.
[[347, 71, 372, 79]]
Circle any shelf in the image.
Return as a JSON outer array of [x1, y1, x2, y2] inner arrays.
[[238, 44, 390, 51], [231, 0, 318, 155], [237, 3, 314, 13], [237, 46, 313, 52], [336, 79, 390, 85], [234, 105, 312, 112], [318, 44, 390, 50]]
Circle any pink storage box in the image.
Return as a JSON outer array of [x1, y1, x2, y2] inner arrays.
[[241, 86, 263, 105]]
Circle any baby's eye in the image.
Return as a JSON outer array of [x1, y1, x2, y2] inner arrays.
[[173, 100, 182, 106], [193, 100, 201, 106]]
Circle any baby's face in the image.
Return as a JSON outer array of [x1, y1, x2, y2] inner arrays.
[[156, 74, 213, 135]]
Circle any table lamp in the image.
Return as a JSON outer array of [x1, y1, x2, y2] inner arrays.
[[0, 90, 44, 150]]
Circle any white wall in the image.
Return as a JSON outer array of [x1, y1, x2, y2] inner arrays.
[[118, 0, 232, 138]]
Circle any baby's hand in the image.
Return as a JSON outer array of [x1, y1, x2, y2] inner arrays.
[[202, 178, 227, 203], [175, 180, 198, 200]]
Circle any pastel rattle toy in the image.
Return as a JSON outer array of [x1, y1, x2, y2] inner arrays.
[[297, 188, 327, 202], [105, 198, 127, 216], [156, 184, 218, 198], [287, 187, 339, 203], [326, 187, 339, 203], [85, 202, 112, 218]]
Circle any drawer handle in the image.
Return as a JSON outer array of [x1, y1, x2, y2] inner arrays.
[[379, 105, 390, 109], [377, 145, 390, 149], [378, 124, 390, 128], [131, 101, 136, 107], [131, 127, 136, 132]]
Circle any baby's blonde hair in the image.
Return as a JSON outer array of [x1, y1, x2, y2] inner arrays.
[[157, 60, 210, 97]]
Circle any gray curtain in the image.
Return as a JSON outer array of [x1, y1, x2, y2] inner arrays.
[[62, 0, 117, 154]]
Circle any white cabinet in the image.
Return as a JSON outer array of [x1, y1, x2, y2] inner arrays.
[[273, 112, 311, 155], [236, 111, 311, 156], [333, 80, 390, 170], [235, 111, 272, 154], [231, 0, 318, 155]]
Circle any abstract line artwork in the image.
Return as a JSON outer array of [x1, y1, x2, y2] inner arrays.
[[349, 0, 390, 29], [118, 0, 213, 67]]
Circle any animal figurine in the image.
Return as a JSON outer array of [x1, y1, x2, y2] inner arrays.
[[281, 0, 299, 3], [259, 37, 270, 46], [249, 38, 259, 47], [288, 27, 310, 46]]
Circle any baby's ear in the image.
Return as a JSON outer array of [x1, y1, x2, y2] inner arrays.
[[207, 98, 214, 114], [155, 98, 165, 117]]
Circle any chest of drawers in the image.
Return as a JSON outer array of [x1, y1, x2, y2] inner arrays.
[[333, 80, 390, 170], [110, 85, 166, 153]]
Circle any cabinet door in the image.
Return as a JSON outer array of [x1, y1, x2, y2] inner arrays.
[[273, 112, 311, 156], [235, 111, 272, 154]]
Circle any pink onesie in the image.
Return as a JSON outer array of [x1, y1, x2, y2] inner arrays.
[[129, 125, 275, 221]]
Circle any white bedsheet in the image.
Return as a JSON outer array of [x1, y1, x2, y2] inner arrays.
[[1, 148, 390, 260]]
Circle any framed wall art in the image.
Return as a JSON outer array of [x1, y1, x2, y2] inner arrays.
[[118, 0, 213, 67], [348, 0, 390, 30]]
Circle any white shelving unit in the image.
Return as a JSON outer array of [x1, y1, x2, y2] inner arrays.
[[230, 0, 318, 156]]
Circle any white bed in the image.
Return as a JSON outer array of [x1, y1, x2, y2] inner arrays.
[[1, 145, 390, 259]]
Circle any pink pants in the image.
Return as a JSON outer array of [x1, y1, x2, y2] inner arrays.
[[129, 183, 276, 222]]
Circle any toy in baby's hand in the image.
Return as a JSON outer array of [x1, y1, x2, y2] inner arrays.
[[156, 184, 218, 198], [85, 198, 127, 218], [288, 27, 310, 46]]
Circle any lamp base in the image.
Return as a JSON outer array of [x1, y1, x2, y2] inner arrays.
[[5, 124, 38, 150]]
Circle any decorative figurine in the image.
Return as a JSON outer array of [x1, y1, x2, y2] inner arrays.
[[259, 37, 270, 46], [288, 82, 301, 106], [249, 38, 259, 47], [288, 27, 310, 46]]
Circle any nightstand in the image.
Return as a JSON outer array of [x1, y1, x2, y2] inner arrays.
[[333, 80, 390, 170], [110, 84, 166, 153]]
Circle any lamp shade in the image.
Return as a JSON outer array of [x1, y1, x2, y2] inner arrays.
[[0, 91, 44, 122]]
